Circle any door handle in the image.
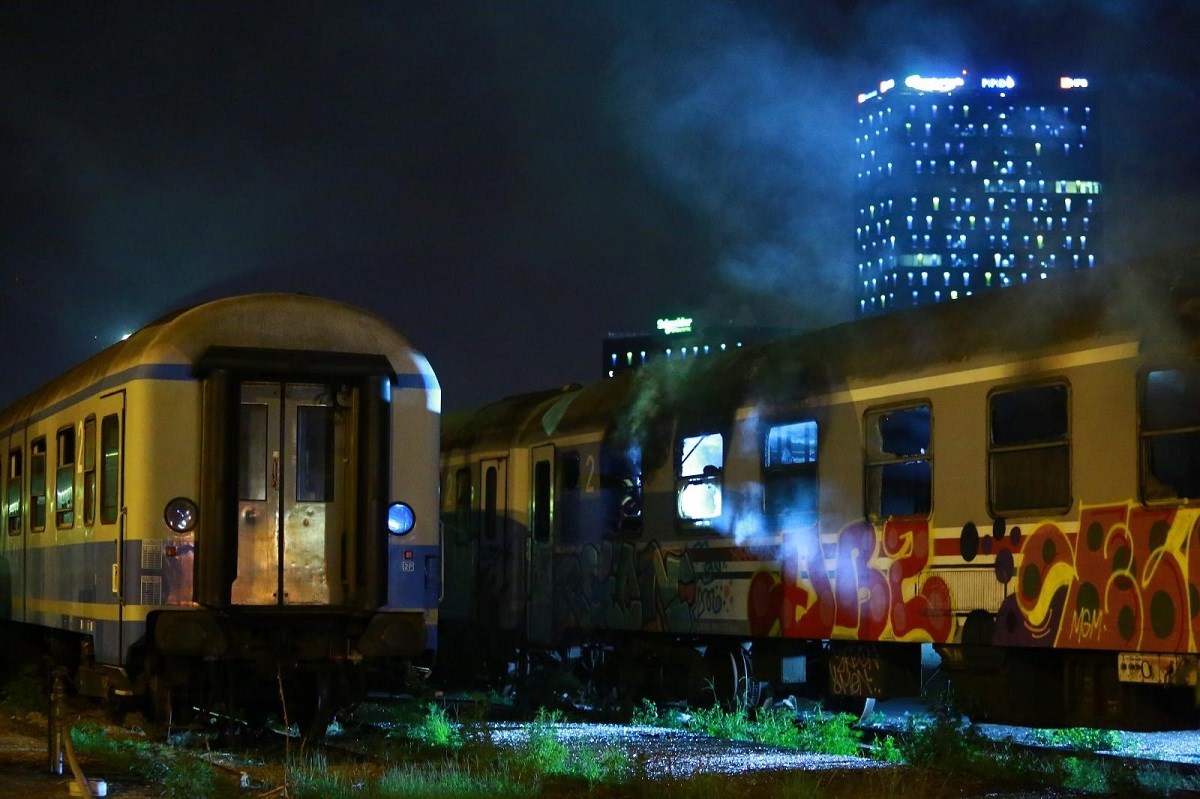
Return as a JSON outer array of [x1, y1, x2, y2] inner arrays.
[[271, 451, 280, 490]]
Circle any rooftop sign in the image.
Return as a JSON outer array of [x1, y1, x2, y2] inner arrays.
[[980, 75, 1016, 89], [1060, 76, 1089, 89], [904, 74, 965, 93], [656, 317, 693, 335]]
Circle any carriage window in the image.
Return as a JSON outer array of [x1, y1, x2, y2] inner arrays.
[[865, 404, 931, 518], [603, 445, 642, 535], [558, 453, 580, 543], [238, 404, 268, 501], [483, 465, 498, 540], [83, 418, 96, 525], [764, 420, 818, 530], [296, 405, 334, 502], [989, 383, 1070, 515], [29, 438, 46, 532], [532, 460, 551, 543], [6, 449, 21, 536], [1141, 367, 1200, 502], [100, 414, 121, 524], [56, 426, 76, 528], [677, 432, 723, 523], [454, 468, 471, 545]]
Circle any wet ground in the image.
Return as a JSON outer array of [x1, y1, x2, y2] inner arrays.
[[0, 710, 160, 799], [2, 699, 1199, 798]]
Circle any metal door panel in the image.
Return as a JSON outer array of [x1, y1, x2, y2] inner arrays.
[[232, 382, 349, 606], [281, 384, 348, 605], [232, 384, 281, 605]]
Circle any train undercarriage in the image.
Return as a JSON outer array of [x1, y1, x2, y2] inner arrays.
[[439, 620, 1200, 732]]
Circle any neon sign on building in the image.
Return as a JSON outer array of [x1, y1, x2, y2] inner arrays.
[[656, 317, 693, 335], [903, 74, 965, 93], [980, 75, 1016, 90]]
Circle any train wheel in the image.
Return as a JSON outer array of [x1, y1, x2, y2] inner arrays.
[[145, 674, 174, 741], [703, 646, 758, 710], [291, 670, 336, 747]]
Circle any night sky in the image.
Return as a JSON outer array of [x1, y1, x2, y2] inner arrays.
[[3, 1, 1199, 412]]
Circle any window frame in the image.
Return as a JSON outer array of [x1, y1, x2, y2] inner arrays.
[[55, 424, 76, 529], [987, 380, 1072, 518], [1138, 364, 1200, 505], [556, 451, 581, 544], [100, 414, 120, 525], [6, 447, 22, 536], [863, 401, 933, 521], [453, 467, 472, 546], [761, 417, 820, 534], [532, 459, 552, 543], [675, 430, 725, 527], [29, 436, 47, 533], [82, 416, 97, 526]]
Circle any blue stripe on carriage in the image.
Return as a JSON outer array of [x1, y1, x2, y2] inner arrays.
[[1, 363, 193, 437], [4, 363, 432, 437]]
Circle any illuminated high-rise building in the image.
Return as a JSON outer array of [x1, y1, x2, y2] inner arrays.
[[854, 72, 1101, 316]]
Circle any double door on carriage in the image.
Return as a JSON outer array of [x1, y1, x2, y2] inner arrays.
[[232, 382, 350, 606]]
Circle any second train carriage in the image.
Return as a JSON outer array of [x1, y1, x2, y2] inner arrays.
[[440, 265, 1200, 729], [0, 293, 441, 731]]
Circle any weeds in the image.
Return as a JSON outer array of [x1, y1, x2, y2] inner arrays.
[[794, 710, 862, 756], [517, 707, 628, 785], [630, 698, 687, 728], [751, 706, 800, 748], [69, 723, 222, 798], [1032, 725, 1124, 752], [688, 704, 754, 741], [897, 690, 987, 770], [408, 702, 465, 749], [870, 734, 905, 764], [522, 708, 572, 773]]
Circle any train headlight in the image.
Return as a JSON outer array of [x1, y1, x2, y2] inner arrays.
[[387, 502, 415, 536], [163, 497, 198, 532]]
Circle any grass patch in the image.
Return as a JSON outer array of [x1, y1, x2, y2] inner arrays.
[[69, 723, 225, 798], [1032, 725, 1124, 752], [631, 698, 686, 728], [517, 708, 629, 785], [793, 709, 862, 756], [688, 704, 754, 741], [407, 702, 465, 749]]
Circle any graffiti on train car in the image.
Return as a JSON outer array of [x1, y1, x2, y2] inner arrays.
[[993, 504, 1200, 653], [552, 538, 774, 635], [766, 516, 954, 643]]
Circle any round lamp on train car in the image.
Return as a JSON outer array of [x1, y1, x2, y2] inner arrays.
[[387, 502, 415, 536], [163, 497, 198, 532]]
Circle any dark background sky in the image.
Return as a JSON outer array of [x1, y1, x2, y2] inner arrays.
[[3, 1, 1199, 412]]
